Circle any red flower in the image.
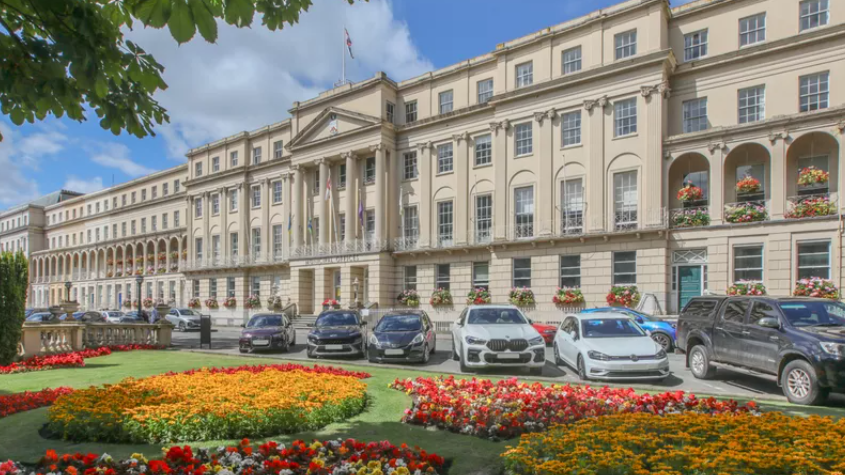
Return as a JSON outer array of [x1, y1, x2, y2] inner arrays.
[[0, 388, 74, 419]]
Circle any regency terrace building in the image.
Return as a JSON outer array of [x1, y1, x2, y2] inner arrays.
[[27, 0, 844, 325]]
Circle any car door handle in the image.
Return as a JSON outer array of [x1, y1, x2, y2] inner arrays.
[[714, 327, 724, 331], [741, 330, 751, 336], [769, 336, 779, 341]]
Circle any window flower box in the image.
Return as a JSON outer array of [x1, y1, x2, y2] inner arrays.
[[245, 295, 261, 309], [793, 277, 839, 300], [188, 298, 201, 309], [509, 287, 535, 306], [785, 196, 836, 219], [728, 280, 766, 296], [798, 166, 829, 187], [606, 285, 640, 307], [398, 290, 420, 307], [676, 183, 703, 202], [736, 175, 761, 194], [467, 287, 491, 305], [223, 297, 237, 309], [205, 298, 219, 309], [553, 287, 584, 305], [322, 298, 340, 310], [673, 208, 711, 228], [429, 288, 453, 306], [724, 203, 768, 223]]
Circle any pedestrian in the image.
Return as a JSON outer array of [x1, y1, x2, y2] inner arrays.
[[150, 307, 159, 323]]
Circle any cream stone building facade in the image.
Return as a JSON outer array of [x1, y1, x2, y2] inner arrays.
[[27, 0, 844, 325]]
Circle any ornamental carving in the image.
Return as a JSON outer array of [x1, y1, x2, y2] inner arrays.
[[452, 132, 470, 143], [767, 130, 789, 144], [369, 143, 384, 153], [707, 142, 727, 154]]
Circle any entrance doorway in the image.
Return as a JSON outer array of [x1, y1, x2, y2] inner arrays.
[[333, 270, 342, 301], [678, 266, 703, 310], [671, 249, 707, 313]]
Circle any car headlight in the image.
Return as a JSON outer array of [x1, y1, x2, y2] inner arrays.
[[588, 350, 611, 361], [351, 334, 363, 344], [655, 349, 667, 360], [307, 334, 318, 343], [271, 332, 284, 339], [369, 334, 380, 347], [820, 342, 845, 357], [465, 335, 487, 345], [411, 333, 424, 345], [528, 336, 545, 346]]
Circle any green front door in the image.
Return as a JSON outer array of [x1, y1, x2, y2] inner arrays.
[[678, 266, 702, 310]]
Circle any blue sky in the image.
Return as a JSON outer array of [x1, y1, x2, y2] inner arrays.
[[0, 0, 695, 208]]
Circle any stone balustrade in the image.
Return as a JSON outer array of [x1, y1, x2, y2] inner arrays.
[[18, 321, 173, 358]]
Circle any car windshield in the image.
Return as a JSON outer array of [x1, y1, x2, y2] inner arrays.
[[468, 309, 528, 325], [581, 318, 647, 338], [779, 301, 845, 327], [178, 309, 199, 316], [247, 315, 284, 328], [107, 312, 122, 318], [376, 315, 422, 332], [315, 312, 358, 327]]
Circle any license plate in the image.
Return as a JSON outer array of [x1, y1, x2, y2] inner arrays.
[[497, 353, 521, 360], [252, 339, 269, 346], [384, 349, 404, 355], [325, 344, 344, 350]]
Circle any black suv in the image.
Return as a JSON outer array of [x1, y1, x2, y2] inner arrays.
[[676, 296, 845, 405], [306, 310, 367, 358]]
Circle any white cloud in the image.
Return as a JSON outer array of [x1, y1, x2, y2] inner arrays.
[[88, 142, 156, 177], [0, 122, 45, 206], [64, 175, 104, 193], [126, 0, 432, 159]]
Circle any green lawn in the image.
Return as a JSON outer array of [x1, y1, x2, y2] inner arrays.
[[1, 350, 844, 475]]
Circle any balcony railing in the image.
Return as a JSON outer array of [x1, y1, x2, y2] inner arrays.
[[394, 236, 420, 251], [724, 200, 769, 224], [614, 209, 638, 231], [291, 239, 389, 258], [670, 205, 711, 228], [560, 205, 585, 236], [786, 193, 838, 219]]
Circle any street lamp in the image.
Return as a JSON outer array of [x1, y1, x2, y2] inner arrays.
[[135, 275, 144, 317], [64, 281, 72, 302]]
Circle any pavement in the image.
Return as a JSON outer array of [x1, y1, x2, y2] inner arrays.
[[172, 327, 845, 405]]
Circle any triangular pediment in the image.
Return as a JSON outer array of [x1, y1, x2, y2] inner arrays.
[[288, 107, 382, 149]]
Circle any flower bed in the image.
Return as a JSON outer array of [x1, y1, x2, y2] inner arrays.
[[725, 202, 768, 223], [0, 344, 163, 374], [467, 287, 491, 305], [502, 412, 845, 475], [728, 280, 766, 296], [48, 365, 369, 443], [552, 287, 584, 306], [397, 289, 420, 307], [794, 277, 839, 299], [0, 438, 444, 475], [509, 288, 535, 306], [429, 288, 453, 306], [0, 387, 74, 418], [390, 376, 754, 440], [606, 285, 640, 307]]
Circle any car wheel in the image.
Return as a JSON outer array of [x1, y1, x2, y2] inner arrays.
[[178, 321, 186, 332], [651, 332, 673, 352], [291, 332, 297, 346], [576, 355, 589, 381], [553, 343, 564, 366], [422, 344, 430, 364], [459, 345, 470, 373], [452, 345, 459, 361], [280, 339, 289, 353], [688, 345, 716, 379], [238, 345, 248, 354], [782, 360, 829, 405]]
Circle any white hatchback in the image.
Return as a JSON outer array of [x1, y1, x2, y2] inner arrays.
[[553, 312, 670, 381], [451, 305, 546, 375]]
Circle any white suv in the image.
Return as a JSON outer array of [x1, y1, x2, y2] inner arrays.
[[451, 305, 546, 375]]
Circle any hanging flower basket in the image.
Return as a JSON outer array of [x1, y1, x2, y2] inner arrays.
[[106, 259, 115, 266], [158, 252, 167, 262], [736, 175, 761, 194], [187, 298, 201, 309], [205, 298, 219, 309], [126, 258, 134, 265], [322, 299, 340, 310], [798, 166, 829, 187], [793, 277, 839, 300], [157, 265, 167, 274], [245, 295, 261, 309], [223, 297, 237, 308], [724, 203, 768, 223], [147, 254, 156, 262], [553, 287, 585, 306], [728, 280, 766, 296], [170, 251, 179, 260], [509, 287, 535, 306], [785, 196, 836, 219], [122, 300, 134, 309], [397, 290, 420, 307], [181, 249, 188, 258], [146, 266, 156, 275], [142, 297, 154, 309], [466, 287, 491, 305], [134, 269, 144, 276], [676, 183, 703, 202], [429, 288, 453, 306], [606, 285, 640, 307]]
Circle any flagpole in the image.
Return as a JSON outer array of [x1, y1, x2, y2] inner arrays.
[[341, 26, 346, 85]]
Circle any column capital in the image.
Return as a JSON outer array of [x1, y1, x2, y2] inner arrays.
[[534, 108, 557, 124], [838, 119, 845, 134], [767, 130, 790, 144], [584, 96, 609, 112], [341, 151, 357, 160], [641, 81, 671, 100], [314, 158, 326, 166], [452, 132, 470, 143], [290, 163, 301, 172], [707, 141, 728, 154], [416, 141, 432, 152], [282, 172, 290, 181], [369, 143, 384, 153]]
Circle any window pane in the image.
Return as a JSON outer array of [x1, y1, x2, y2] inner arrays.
[[562, 111, 581, 146], [734, 246, 763, 281], [560, 255, 581, 288], [477, 79, 494, 103], [739, 13, 766, 46], [474, 135, 492, 166], [738, 86, 765, 123], [514, 186, 534, 238], [684, 30, 708, 61], [516, 62, 533, 87], [473, 262, 490, 290], [436, 264, 451, 291], [683, 98, 708, 133], [513, 258, 532, 288], [798, 241, 830, 279], [613, 251, 637, 285], [439, 90, 453, 114], [515, 123, 533, 156], [562, 46, 582, 74], [614, 98, 637, 136], [615, 30, 637, 59], [475, 194, 493, 243], [437, 143, 454, 173]]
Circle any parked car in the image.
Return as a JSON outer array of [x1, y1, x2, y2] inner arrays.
[[58, 311, 85, 321], [676, 296, 845, 405], [553, 312, 669, 381], [25, 308, 48, 318], [239, 313, 296, 353], [582, 307, 676, 351], [451, 305, 546, 375], [25, 312, 58, 323], [118, 314, 145, 323], [368, 311, 436, 364], [166, 308, 203, 331], [76, 311, 109, 323], [306, 310, 367, 358], [531, 321, 558, 345]]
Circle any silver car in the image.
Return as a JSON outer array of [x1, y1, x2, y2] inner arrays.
[[166, 308, 203, 331]]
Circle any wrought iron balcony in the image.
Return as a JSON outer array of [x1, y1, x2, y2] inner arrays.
[[670, 205, 711, 228], [786, 193, 838, 219], [724, 200, 769, 224]]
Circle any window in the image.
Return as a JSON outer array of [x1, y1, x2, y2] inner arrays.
[[195, 197, 203, 218], [797, 241, 830, 279], [227, 277, 235, 297], [163, 183, 169, 196], [404, 266, 417, 291], [800, 0, 829, 31], [131, 220, 136, 235], [614, 98, 637, 136], [684, 30, 708, 61], [121, 222, 126, 237], [515, 62, 533, 88], [739, 13, 766, 46], [313, 169, 320, 194], [734, 246, 763, 282], [195, 162, 203, 177], [515, 122, 533, 156], [477, 79, 494, 103], [151, 216, 157, 231], [252, 146, 262, 165], [339, 215, 346, 242], [562, 178, 584, 233], [362, 156, 376, 184], [211, 193, 220, 215], [252, 228, 261, 259], [364, 213, 374, 242], [230, 232, 239, 257], [800, 72, 829, 112], [405, 101, 418, 122], [273, 181, 282, 204], [174, 210, 180, 227], [274, 141, 284, 159], [209, 279, 217, 298], [722, 300, 749, 323], [273, 225, 283, 258], [683, 98, 708, 133], [142, 190, 148, 202], [439, 90, 453, 114], [513, 258, 532, 288], [252, 276, 260, 297], [251, 185, 261, 208], [437, 201, 454, 247], [561, 110, 581, 146], [339, 164, 347, 187], [614, 171, 638, 229], [474, 194, 492, 243], [435, 264, 451, 291], [437, 143, 453, 174], [738, 86, 765, 123], [403, 206, 419, 242], [195, 237, 203, 260], [140, 218, 146, 233], [562, 46, 582, 74], [96, 202, 101, 213], [615, 30, 637, 59], [472, 262, 490, 290], [230, 188, 238, 211], [612, 251, 637, 285], [162, 213, 168, 229], [230, 150, 239, 167], [514, 186, 534, 238], [212, 156, 220, 172], [386, 101, 395, 123], [403, 151, 418, 180], [174, 180, 180, 193], [192, 280, 200, 298], [211, 235, 220, 262], [560, 255, 581, 288], [112, 197, 118, 208]]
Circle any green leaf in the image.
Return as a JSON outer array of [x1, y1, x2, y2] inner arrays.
[[224, 0, 254, 27], [189, 0, 218, 42], [134, 0, 172, 28], [10, 108, 24, 126], [168, 0, 197, 43], [95, 76, 109, 98]]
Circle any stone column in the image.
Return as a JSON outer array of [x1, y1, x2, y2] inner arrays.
[[417, 142, 433, 246], [261, 177, 270, 260], [317, 159, 329, 246], [769, 133, 787, 220], [202, 191, 210, 265], [491, 120, 510, 240], [343, 152, 357, 244], [642, 84, 667, 227], [238, 183, 247, 261], [535, 109, 556, 235], [292, 165, 302, 250], [371, 144, 386, 244], [454, 132, 469, 245], [708, 144, 727, 225], [585, 97, 608, 233], [220, 187, 229, 258], [281, 173, 290, 257]]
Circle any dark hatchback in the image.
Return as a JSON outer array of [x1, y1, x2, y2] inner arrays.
[[307, 310, 367, 358], [239, 313, 296, 353], [368, 311, 436, 364]]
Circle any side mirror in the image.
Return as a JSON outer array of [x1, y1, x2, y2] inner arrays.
[[568, 330, 578, 341], [757, 317, 780, 329], [635, 316, 644, 324], [240, 323, 245, 328], [361, 321, 368, 326], [528, 318, 534, 324]]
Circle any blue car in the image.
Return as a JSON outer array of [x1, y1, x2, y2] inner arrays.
[[581, 307, 676, 351]]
